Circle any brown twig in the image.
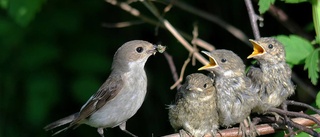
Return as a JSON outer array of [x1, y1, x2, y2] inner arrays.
[[286, 100, 320, 114], [163, 52, 180, 88], [162, 20, 208, 65], [244, 0, 260, 39], [161, 114, 320, 137], [170, 56, 190, 90], [158, 0, 251, 47], [268, 108, 320, 126], [105, 0, 215, 51], [101, 20, 144, 28]]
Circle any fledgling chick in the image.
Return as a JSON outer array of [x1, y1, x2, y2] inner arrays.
[[247, 37, 295, 113], [168, 73, 219, 137], [199, 50, 257, 136]]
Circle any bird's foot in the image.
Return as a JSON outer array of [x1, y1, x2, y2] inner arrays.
[[239, 122, 247, 137], [179, 129, 191, 137], [270, 112, 281, 122], [247, 117, 259, 137], [97, 128, 105, 137], [119, 122, 138, 137]]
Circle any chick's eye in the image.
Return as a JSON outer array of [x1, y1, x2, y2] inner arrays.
[[268, 44, 273, 49], [203, 83, 208, 88], [136, 47, 144, 53], [221, 58, 227, 63]]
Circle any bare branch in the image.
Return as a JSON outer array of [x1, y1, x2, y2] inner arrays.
[[163, 52, 180, 87], [105, 0, 215, 51], [162, 114, 320, 137], [101, 20, 144, 28], [244, 0, 260, 39], [158, 0, 251, 47], [170, 57, 190, 90]]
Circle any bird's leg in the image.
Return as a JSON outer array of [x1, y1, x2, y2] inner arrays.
[[97, 128, 105, 137], [281, 103, 294, 137], [119, 122, 138, 137], [247, 117, 259, 137], [178, 129, 191, 137], [239, 122, 246, 137]]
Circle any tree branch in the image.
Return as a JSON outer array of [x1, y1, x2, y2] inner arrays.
[[105, 0, 215, 52], [244, 0, 260, 39], [162, 114, 320, 137], [158, 0, 251, 47]]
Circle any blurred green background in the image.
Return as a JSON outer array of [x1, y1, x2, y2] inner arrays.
[[0, 0, 318, 137]]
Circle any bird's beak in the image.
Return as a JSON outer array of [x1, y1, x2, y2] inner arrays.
[[247, 39, 265, 59], [147, 44, 158, 55], [186, 85, 203, 92], [198, 51, 219, 70]]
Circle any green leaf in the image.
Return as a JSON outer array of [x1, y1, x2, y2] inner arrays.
[[316, 91, 320, 109], [311, 0, 320, 44], [284, 0, 307, 3], [8, 0, 46, 26], [275, 35, 314, 65], [0, 0, 8, 9], [304, 48, 320, 85], [296, 126, 320, 136], [258, 0, 275, 14]]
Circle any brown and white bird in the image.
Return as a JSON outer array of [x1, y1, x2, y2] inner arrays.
[[44, 40, 158, 137], [168, 73, 219, 137], [199, 50, 257, 133], [247, 37, 295, 113]]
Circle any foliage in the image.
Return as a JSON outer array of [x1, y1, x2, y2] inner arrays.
[[0, 0, 319, 137]]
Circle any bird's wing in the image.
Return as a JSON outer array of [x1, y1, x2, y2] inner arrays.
[[69, 73, 124, 127], [247, 66, 262, 80]]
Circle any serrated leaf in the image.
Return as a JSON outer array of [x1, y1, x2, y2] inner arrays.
[[275, 35, 314, 65], [304, 48, 320, 85], [258, 0, 275, 14], [316, 91, 320, 109], [284, 0, 307, 3], [8, 0, 46, 26]]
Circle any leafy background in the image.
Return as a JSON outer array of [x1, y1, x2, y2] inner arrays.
[[0, 0, 319, 137]]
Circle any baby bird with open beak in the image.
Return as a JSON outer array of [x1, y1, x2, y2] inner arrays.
[[247, 37, 295, 113], [199, 49, 258, 136]]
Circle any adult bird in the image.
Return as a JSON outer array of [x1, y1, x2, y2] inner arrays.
[[44, 40, 158, 137]]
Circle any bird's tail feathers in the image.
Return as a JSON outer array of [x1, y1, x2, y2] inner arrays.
[[44, 113, 78, 135]]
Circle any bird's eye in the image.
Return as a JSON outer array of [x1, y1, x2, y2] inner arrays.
[[136, 47, 144, 53], [221, 58, 227, 63], [203, 83, 208, 88], [268, 44, 273, 49]]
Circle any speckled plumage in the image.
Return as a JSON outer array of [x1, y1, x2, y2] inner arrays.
[[168, 73, 219, 137], [199, 50, 257, 127], [247, 37, 295, 113]]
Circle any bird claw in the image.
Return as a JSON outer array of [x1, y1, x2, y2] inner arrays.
[[179, 129, 191, 137], [239, 118, 258, 137], [270, 112, 282, 122]]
